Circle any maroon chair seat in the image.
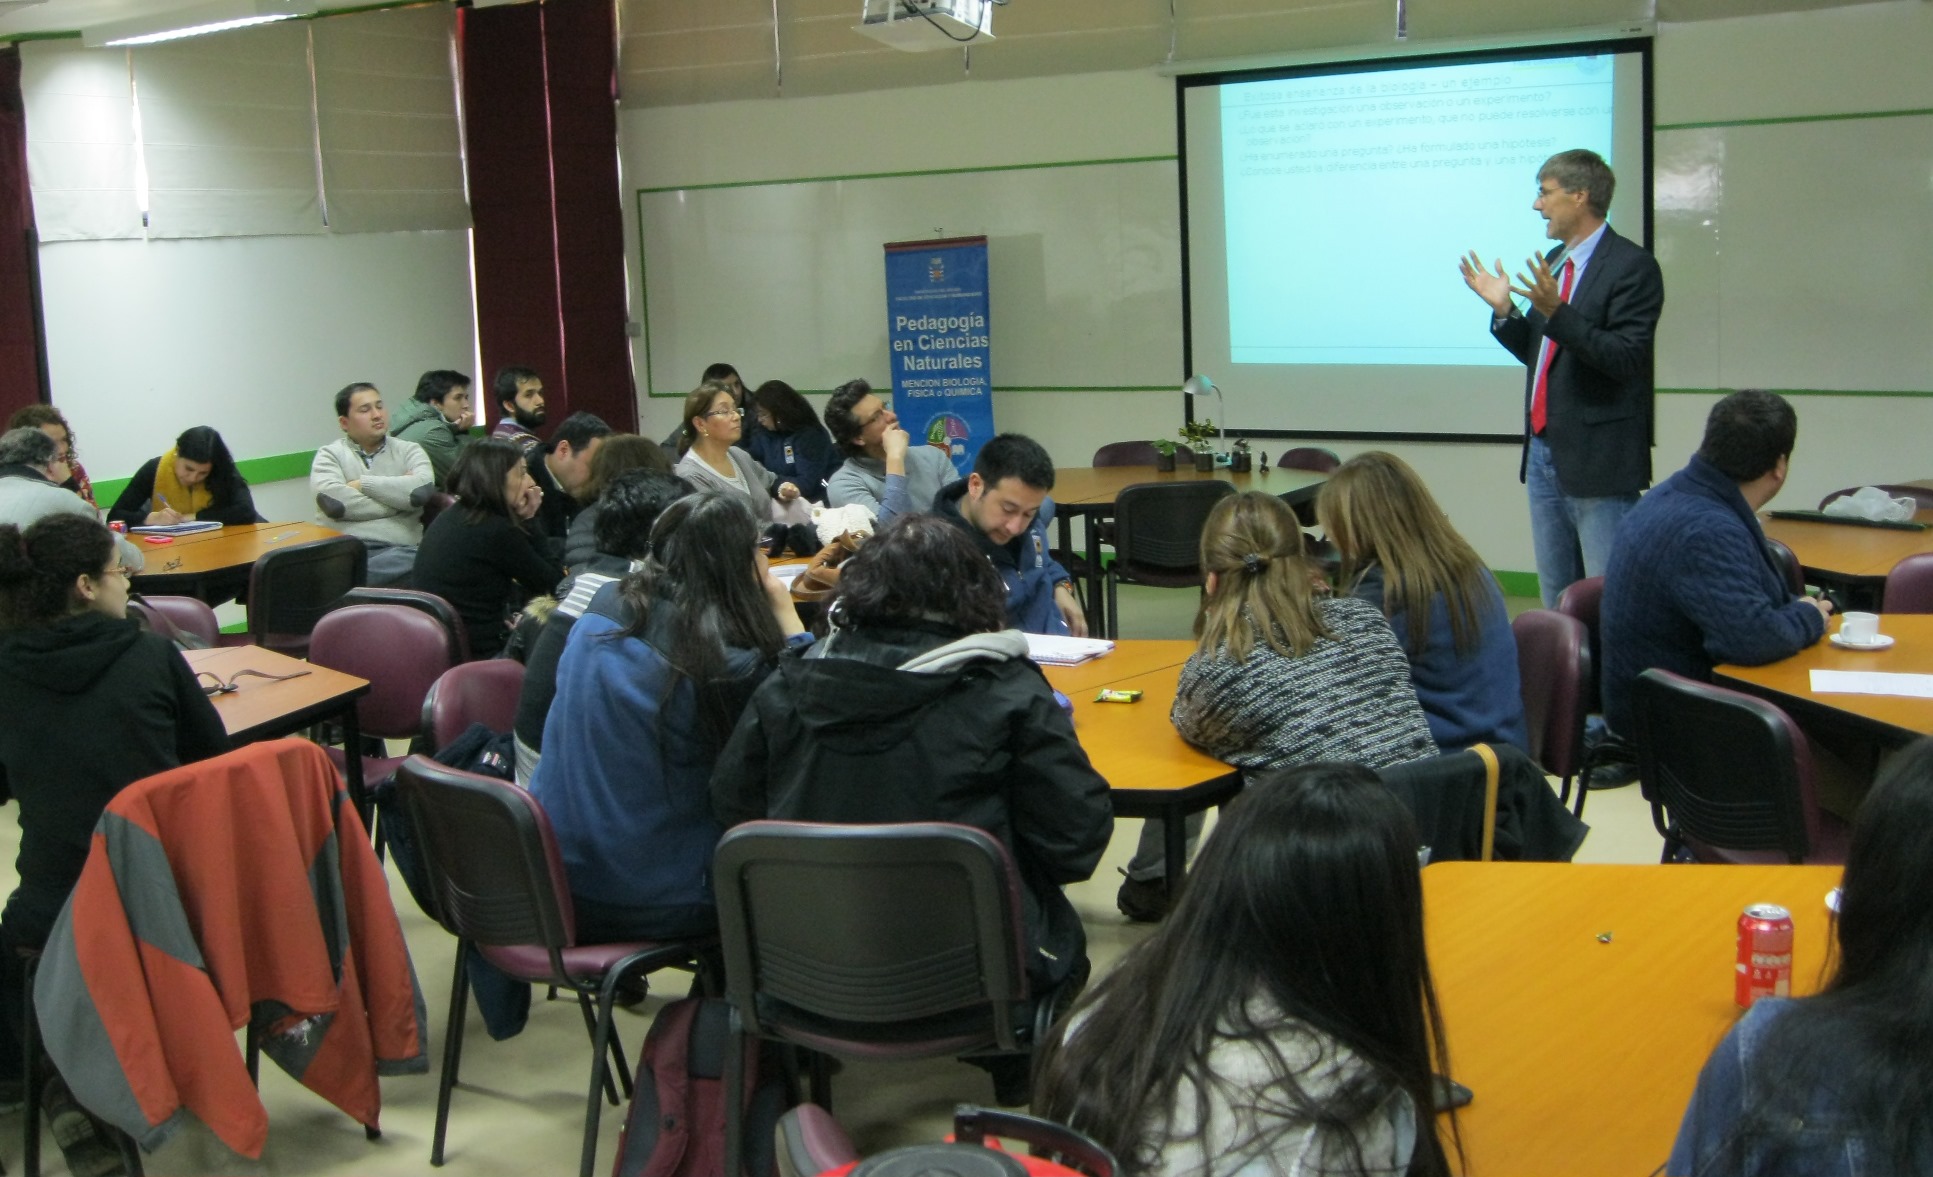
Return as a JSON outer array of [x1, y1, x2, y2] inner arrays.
[[1276, 446, 1341, 473], [423, 660, 525, 752], [330, 586, 470, 663], [392, 757, 708, 1177], [1883, 551, 1933, 613], [1090, 440, 1159, 467], [311, 603, 455, 790], [128, 594, 221, 648], [1103, 481, 1236, 639], [1632, 668, 1846, 865], [1512, 609, 1591, 814]]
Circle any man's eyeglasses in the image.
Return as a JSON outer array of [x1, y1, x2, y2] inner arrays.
[[706, 407, 745, 419], [857, 401, 893, 429]]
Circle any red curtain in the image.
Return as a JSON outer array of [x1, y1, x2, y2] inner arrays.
[[0, 46, 46, 424], [460, 0, 636, 436]]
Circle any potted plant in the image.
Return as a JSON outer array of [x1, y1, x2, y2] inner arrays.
[[1150, 438, 1177, 472], [1178, 420, 1218, 472], [1229, 437, 1252, 474]]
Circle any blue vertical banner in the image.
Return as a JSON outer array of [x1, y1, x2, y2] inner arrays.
[[883, 236, 994, 478]]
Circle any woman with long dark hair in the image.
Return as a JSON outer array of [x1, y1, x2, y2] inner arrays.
[[1317, 451, 1526, 752], [743, 380, 839, 503], [106, 425, 263, 527], [1668, 738, 1933, 1175], [531, 489, 808, 940], [410, 437, 563, 659], [1036, 763, 1458, 1177]]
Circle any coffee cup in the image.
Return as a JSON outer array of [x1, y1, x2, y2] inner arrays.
[[1840, 612, 1882, 645]]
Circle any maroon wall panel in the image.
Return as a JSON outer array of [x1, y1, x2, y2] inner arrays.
[[0, 47, 46, 423]]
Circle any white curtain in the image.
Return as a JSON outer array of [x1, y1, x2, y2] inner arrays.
[[20, 41, 143, 242]]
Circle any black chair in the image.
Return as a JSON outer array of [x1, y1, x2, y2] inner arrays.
[[714, 821, 1082, 1177], [1631, 669, 1849, 864], [330, 585, 471, 663], [392, 757, 709, 1177], [1766, 536, 1806, 597], [1103, 481, 1235, 639], [243, 534, 368, 656]]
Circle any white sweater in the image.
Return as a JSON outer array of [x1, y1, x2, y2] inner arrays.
[[310, 436, 433, 548]]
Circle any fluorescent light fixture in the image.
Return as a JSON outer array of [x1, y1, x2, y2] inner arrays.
[[84, 0, 310, 48]]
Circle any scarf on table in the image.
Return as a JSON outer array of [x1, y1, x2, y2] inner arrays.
[[151, 448, 214, 518]]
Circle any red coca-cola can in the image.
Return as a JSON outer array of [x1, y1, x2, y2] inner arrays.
[[1736, 903, 1794, 1009], [108, 520, 126, 535]]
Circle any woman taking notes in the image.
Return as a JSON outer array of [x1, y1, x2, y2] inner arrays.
[[1317, 452, 1527, 753], [1036, 764, 1460, 1177], [107, 426, 264, 528]]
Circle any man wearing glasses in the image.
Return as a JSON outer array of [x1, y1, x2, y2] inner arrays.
[[0, 427, 145, 572], [824, 379, 955, 524]]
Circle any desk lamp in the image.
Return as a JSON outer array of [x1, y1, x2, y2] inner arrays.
[[1182, 375, 1226, 458]]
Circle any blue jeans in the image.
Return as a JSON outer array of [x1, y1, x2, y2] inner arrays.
[[1527, 436, 1638, 607]]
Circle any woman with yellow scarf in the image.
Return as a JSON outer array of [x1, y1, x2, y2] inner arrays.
[[107, 426, 263, 528]]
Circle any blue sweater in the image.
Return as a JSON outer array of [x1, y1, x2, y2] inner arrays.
[[1350, 565, 1528, 754], [744, 425, 839, 504], [1600, 455, 1826, 736]]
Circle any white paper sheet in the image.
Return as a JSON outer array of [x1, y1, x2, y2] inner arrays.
[[1025, 633, 1117, 666], [1809, 669, 1933, 698], [770, 563, 809, 586]]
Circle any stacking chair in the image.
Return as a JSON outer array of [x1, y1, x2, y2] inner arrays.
[[242, 534, 368, 656], [309, 603, 458, 798], [1275, 446, 1341, 474], [1818, 483, 1933, 511], [714, 822, 1085, 1177], [1511, 609, 1593, 815], [776, 1104, 1116, 1177], [330, 586, 470, 663], [127, 593, 221, 648], [1090, 440, 1160, 467], [1766, 537, 1806, 597], [392, 757, 708, 1177], [423, 659, 526, 751], [420, 490, 457, 529], [1631, 669, 1849, 864], [1055, 442, 1169, 618], [1103, 481, 1235, 639], [1883, 552, 1933, 612]]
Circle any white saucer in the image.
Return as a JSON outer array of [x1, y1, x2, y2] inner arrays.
[[1826, 887, 1842, 914], [1830, 632, 1895, 650]]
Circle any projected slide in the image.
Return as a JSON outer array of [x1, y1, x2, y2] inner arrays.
[[1223, 56, 1615, 366]]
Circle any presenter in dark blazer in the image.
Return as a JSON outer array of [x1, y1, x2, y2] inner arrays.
[[1461, 148, 1664, 607]]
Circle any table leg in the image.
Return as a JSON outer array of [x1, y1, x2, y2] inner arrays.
[[1084, 509, 1107, 637], [340, 705, 371, 833]]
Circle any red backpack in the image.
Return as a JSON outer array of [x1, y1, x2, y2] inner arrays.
[[613, 997, 791, 1177]]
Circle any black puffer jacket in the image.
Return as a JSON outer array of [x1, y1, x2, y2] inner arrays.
[[711, 622, 1113, 985]]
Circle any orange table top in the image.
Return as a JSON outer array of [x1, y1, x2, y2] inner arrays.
[[1426, 861, 1839, 1177], [1715, 612, 1933, 742], [1051, 464, 1328, 507], [1760, 508, 1933, 580], [132, 521, 343, 581], [183, 644, 368, 741], [1043, 643, 1233, 796]]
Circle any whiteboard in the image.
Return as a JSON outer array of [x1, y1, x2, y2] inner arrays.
[[634, 158, 1182, 396]]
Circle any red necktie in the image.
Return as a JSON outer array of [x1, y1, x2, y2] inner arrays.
[[1529, 257, 1576, 436]]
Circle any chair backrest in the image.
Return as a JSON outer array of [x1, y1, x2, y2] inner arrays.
[[1511, 610, 1589, 779], [954, 1108, 1118, 1177], [1885, 551, 1933, 613], [713, 821, 1030, 1051], [309, 603, 457, 741], [1089, 441, 1158, 468], [393, 754, 576, 949], [1112, 481, 1236, 573], [1554, 575, 1604, 709], [1275, 446, 1340, 474], [1765, 537, 1805, 597], [331, 586, 470, 663], [247, 535, 368, 653], [1818, 483, 1933, 511], [421, 490, 457, 529], [128, 593, 220, 648], [1632, 669, 1822, 863], [423, 659, 526, 751]]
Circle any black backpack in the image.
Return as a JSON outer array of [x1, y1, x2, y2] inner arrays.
[[613, 997, 790, 1177]]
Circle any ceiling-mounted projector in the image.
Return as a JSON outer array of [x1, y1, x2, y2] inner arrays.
[[855, 0, 994, 52]]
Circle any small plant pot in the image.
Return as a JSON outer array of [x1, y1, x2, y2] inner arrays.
[[1193, 451, 1216, 473], [1230, 453, 1252, 473], [1155, 452, 1176, 472]]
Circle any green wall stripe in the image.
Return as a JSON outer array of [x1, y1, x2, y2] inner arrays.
[[1491, 570, 1540, 599], [1659, 387, 1933, 399], [1656, 107, 1933, 132], [637, 155, 1177, 195], [92, 448, 317, 506]]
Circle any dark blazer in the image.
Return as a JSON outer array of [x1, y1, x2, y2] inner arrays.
[[1493, 224, 1664, 499]]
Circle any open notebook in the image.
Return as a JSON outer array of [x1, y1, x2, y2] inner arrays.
[[1024, 632, 1116, 666]]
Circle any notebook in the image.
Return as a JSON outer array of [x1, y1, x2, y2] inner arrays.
[[1024, 633, 1116, 666], [130, 520, 223, 536]]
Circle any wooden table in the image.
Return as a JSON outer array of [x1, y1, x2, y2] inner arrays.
[[183, 644, 373, 815], [1760, 508, 1933, 603], [1042, 641, 1237, 893], [1426, 861, 1838, 1177], [131, 521, 342, 598], [1716, 613, 1933, 749], [1051, 465, 1329, 634]]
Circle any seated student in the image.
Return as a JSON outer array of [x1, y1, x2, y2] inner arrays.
[[514, 469, 689, 786], [388, 369, 474, 486], [560, 433, 673, 572], [1668, 737, 1933, 1176], [743, 380, 838, 504], [1120, 491, 1436, 921], [0, 427, 145, 573], [1601, 389, 1831, 740], [824, 378, 953, 523], [525, 411, 611, 562], [659, 362, 755, 453], [107, 426, 265, 529], [488, 365, 547, 453], [6, 405, 94, 508], [672, 383, 804, 518], [1317, 451, 1527, 753], [1035, 764, 1459, 1177], [530, 490, 808, 940], [0, 515, 227, 1173], [934, 432, 1085, 636], [311, 382, 434, 587], [712, 513, 1113, 990], [410, 438, 563, 661]]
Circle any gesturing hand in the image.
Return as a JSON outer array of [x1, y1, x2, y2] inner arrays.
[[1510, 252, 1565, 318], [1459, 251, 1514, 316]]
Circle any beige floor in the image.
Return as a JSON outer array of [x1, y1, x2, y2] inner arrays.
[[3, 583, 1664, 1175]]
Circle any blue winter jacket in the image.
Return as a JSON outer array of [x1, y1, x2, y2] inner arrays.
[[744, 425, 839, 504], [933, 479, 1072, 636]]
